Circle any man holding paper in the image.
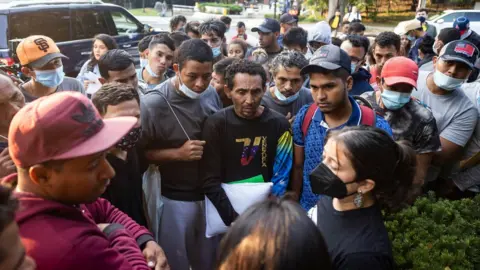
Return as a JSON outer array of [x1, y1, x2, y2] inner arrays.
[[201, 59, 293, 227]]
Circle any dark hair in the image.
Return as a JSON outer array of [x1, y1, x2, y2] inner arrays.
[[331, 37, 343, 47], [270, 50, 308, 80], [88, 34, 118, 72], [229, 39, 248, 57], [344, 35, 370, 57], [237, 21, 246, 28], [419, 35, 435, 55], [149, 33, 176, 52], [375, 31, 401, 52], [217, 197, 332, 270], [343, 21, 350, 26], [225, 59, 266, 90], [170, 15, 186, 32], [220, 15, 232, 26], [177, 39, 213, 70], [185, 21, 200, 37], [199, 19, 227, 39], [283, 27, 308, 49], [138, 35, 154, 53], [0, 186, 17, 262], [416, 8, 428, 14], [168, 31, 191, 49], [213, 57, 237, 76], [348, 22, 366, 34], [98, 49, 134, 79], [327, 126, 416, 212], [437, 27, 461, 44], [92, 82, 140, 115]]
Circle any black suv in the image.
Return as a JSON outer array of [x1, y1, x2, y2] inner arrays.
[[0, 0, 158, 76]]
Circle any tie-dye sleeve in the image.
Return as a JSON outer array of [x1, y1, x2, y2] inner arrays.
[[270, 126, 293, 197]]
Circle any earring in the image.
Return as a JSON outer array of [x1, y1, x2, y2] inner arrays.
[[354, 190, 363, 208]]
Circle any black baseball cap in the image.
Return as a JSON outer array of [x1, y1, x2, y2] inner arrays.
[[280, 13, 297, 24], [252, 18, 281, 33], [301, 45, 352, 75], [439, 40, 479, 70]]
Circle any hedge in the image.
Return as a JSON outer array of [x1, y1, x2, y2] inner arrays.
[[385, 193, 480, 269], [198, 2, 243, 15]]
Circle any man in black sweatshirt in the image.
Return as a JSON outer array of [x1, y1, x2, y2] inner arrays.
[[201, 60, 293, 226]]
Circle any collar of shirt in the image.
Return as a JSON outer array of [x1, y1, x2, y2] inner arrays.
[[312, 95, 361, 129]]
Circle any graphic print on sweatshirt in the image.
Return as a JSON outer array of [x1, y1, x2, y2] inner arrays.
[[236, 136, 267, 167]]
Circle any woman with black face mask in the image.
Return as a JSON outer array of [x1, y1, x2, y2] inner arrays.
[[309, 126, 416, 270]]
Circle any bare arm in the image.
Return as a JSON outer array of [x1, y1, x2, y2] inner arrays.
[[414, 153, 433, 187], [432, 137, 465, 167], [291, 145, 304, 201], [145, 140, 205, 164]]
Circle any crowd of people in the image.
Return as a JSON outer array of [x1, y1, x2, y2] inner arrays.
[[0, 7, 479, 270]]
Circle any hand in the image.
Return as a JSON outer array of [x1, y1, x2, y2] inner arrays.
[[83, 80, 92, 90], [286, 113, 296, 125], [178, 140, 206, 161], [142, 241, 169, 270], [0, 148, 15, 178], [97, 223, 110, 231]]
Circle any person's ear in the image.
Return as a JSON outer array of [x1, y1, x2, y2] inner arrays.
[[432, 56, 438, 68], [224, 84, 232, 99], [274, 32, 280, 38], [302, 46, 308, 54], [173, 63, 180, 74], [98, 77, 106, 85], [29, 164, 52, 187], [358, 179, 375, 194], [144, 49, 150, 57], [21, 66, 34, 78], [346, 75, 353, 91], [376, 76, 383, 91]]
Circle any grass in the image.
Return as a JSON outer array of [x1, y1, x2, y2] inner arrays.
[[128, 8, 159, 16]]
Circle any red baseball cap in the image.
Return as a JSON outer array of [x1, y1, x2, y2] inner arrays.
[[381, 56, 418, 88], [8, 92, 136, 168]]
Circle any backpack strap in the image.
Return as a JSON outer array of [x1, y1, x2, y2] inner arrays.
[[359, 105, 376, 127], [301, 104, 317, 141]]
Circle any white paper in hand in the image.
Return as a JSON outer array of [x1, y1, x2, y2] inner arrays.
[[84, 71, 102, 95], [205, 182, 272, 238]]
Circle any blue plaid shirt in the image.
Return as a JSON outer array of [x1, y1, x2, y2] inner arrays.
[[292, 96, 393, 211]]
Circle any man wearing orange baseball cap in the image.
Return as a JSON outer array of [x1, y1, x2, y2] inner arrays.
[[361, 56, 441, 193], [10, 92, 169, 270], [16, 35, 85, 102]]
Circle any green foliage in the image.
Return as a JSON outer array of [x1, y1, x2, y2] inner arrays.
[[304, 0, 327, 12], [198, 2, 243, 14], [385, 193, 480, 270], [264, 13, 323, 23]]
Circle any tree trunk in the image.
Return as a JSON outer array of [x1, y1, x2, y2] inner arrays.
[[327, 0, 338, 21], [417, 0, 426, 10]]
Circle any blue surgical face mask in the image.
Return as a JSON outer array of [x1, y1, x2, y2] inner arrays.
[[380, 89, 411, 110], [212, 46, 222, 58], [433, 70, 465, 91], [351, 63, 357, 74], [178, 76, 202, 99], [145, 62, 160, 78], [140, 58, 148, 69], [273, 86, 300, 104], [34, 66, 65, 88], [407, 35, 416, 42]]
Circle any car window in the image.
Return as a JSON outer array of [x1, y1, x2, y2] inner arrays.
[[9, 10, 71, 42], [438, 12, 464, 23], [465, 12, 480, 22], [110, 11, 140, 35], [74, 10, 109, 40]]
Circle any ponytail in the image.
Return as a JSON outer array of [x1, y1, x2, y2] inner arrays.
[[375, 140, 416, 213]]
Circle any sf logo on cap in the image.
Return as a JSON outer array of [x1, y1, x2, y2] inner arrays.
[[455, 43, 475, 57], [34, 38, 50, 53]]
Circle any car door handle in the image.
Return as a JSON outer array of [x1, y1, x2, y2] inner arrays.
[[81, 52, 91, 55], [123, 44, 132, 48]]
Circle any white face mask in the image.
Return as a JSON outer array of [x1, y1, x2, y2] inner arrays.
[[273, 86, 300, 104], [178, 76, 203, 99], [433, 70, 466, 91], [140, 58, 148, 69]]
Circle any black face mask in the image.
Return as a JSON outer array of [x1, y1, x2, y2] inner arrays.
[[309, 163, 357, 199], [116, 126, 142, 151]]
